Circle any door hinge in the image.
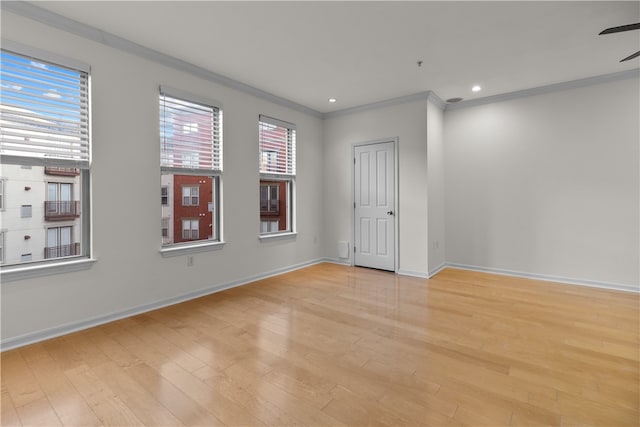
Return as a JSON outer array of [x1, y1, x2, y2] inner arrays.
[[354, 202, 356, 208], [354, 158, 356, 164], [354, 246, 356, 253]]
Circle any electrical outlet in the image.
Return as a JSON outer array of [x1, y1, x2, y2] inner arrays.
[[187, 256, 194, 267]]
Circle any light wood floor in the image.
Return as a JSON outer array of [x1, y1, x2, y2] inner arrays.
[[1, 264, 638, 426]]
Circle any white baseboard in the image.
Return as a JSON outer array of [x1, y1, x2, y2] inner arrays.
[[397, 269, 429, 279], [428, 262, 447, 278], [0, 258, 325, 352], [445, 263, 639, 294], [322, 257, 353, 266]]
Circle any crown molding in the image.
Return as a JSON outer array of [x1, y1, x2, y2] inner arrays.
[[445, 68, 640, 111], [1, 0, 323, 119], [3, 1, 637, 120], [323, 91, 434, 119]]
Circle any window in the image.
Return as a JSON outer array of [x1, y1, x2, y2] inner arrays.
[[20, 205, 32, 218], [182, 219, 199, 240], [159, 87, 222, 248], [161, 186, 169, 205], [182, 186, 199, 206], [0, 47, 90, 267], [46, 182, 78, 219], [45, 226, 77, 258], [161, 217, 169, 237], [261, 220, 279, 233], [260, 183, 279, 213], [258, 115, 295, 235], [0, 231, 4, 264]]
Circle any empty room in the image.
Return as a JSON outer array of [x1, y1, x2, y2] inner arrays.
[[1, 1, 638, 426]]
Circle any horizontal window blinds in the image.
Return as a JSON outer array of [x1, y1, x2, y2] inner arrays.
[[0, 50, 90, 167], [160, 89, 222, 173], [259, 115, 296, 176]]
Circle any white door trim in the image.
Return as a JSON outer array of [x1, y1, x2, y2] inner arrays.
[[352, 137, 399, 272]]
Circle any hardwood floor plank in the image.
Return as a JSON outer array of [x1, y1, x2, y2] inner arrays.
[[1, 264, 637, 426], [1, 385, 23, 426], [14, 397, 62, 427], [91, 360, 183, 426], [20, 348, 102, 426], [64, 364, 145, 426], [1, 350, 46, 408]]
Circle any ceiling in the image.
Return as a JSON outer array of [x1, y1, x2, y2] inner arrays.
[[25, 1, 640, 113]]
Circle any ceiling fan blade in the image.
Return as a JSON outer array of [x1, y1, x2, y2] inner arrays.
[[620, 50, 640, 62], [599, 23, 640, 35]]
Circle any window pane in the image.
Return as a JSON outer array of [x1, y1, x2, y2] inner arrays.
[[162, 173, 218, 246], [159, 93, 221, 172], [259, 179, 290, 234], [0, 49, 89, 266], [0, 50, 90, 164]]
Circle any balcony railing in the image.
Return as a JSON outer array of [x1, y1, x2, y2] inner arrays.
[[44, 201, 80, 220], [45, 242, 80, 259], [44, 167, 81, 176]]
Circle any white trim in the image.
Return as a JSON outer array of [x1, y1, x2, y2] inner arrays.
[[4, 3, 637, 120], [0, 258, 96, 283], [397, 269, 429, 279], [325, 92, 433, 119], [446, 263, 639, 294], [427, 92, 447, 110], [445, 69, 640, 111], [1, 38, 90, 73], [1, 2, 321, 119], [0, 258, 325, 351], [160, 85, 223, 110], [160, 241, 225, 257], [258, 231, 297, 241], [259, 115, 297, 131], [428, 262, 446, 278], [322, 257, 353, 267]]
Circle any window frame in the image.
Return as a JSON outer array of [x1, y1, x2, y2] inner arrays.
[[0, 41, 94, 282], [258, 115, 296, 238], [0, 179, 4, 211], [159, 86, 224, 256], [182, 185, 199, 206]]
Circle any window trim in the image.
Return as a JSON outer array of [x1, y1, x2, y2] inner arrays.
[[0, 179, 4, 211], [258, 115, 296, 236], [0, 43, 92, 272], [159, 86, 223, 251]]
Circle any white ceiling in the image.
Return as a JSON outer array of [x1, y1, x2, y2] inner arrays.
[[29, 1, 640, 113]]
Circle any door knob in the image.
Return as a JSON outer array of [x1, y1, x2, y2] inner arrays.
[[387, 211, 394, 215]]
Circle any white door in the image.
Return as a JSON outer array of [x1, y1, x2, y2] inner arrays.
[[354, 141, 395, 271]]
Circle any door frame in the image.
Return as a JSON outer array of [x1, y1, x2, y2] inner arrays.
[[351, 137, 399, 272]]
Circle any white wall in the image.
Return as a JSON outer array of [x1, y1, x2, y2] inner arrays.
[[444, 77, 640, 289], [427, 100, 445, 275], [1, 12, 325, 345], [323, 99, 430, 276]]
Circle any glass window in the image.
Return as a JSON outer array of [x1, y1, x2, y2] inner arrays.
[[159, 88, 222, 247], [258, 115, 295, 235], [0, 48, 90, 267]]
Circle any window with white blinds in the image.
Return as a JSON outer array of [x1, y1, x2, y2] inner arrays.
[[0, 45, 90, 269], [159, 87, 222, 250], [159, 87, 222, 174], [259, 115, 296, 176], [0, 49, 90, 167]]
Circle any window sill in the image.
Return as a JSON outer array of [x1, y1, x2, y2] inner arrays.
[[259, 231, 297, 241], [0, 258, 96, 283], [160, 240, 225, 257]]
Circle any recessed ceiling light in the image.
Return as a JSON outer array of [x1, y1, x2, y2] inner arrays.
[[472, 85, 482, 92], [328, 98, 337, 103]]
